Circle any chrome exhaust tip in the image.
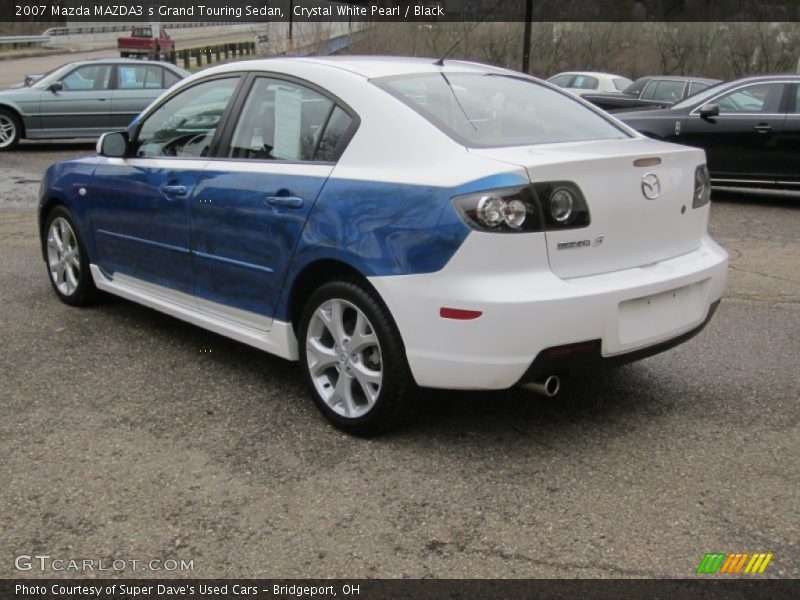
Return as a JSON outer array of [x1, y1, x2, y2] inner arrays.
[[522, 375, 560, 397]]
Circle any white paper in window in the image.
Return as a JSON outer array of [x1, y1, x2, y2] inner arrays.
[[273, 86, 303, 161]]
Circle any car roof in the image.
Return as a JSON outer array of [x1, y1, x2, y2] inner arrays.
[[202, 55, 514, 79], [636, 76, 721, 83], [67, 58, 185, 70], [551, 71, 625, 79]]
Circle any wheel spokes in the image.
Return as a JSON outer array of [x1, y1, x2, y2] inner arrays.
[[319, 299, 347, 344], [349, 311, 377, 353], [331, 371, 357, 416], [306, 337, 338, 376]]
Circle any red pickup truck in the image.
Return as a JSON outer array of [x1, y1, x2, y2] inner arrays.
[[118, 25, 175, 59]]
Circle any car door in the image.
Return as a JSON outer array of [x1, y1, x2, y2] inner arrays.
[[678, 81, 788, 183], [776, 82, 800, 185], [89, 75, 242, 295], [39, 64, 113, 136], [190, 75, 356, 329], [110, 64, 171, 129]]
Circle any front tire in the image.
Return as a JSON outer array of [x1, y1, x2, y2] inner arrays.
[[44, 207, 97, 306], [0, 108, 22, 150], [299, 279, 414, 435]]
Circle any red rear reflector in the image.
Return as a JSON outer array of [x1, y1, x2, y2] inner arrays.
[[546, 341, 599, 357], [440, 307, 483, 320]]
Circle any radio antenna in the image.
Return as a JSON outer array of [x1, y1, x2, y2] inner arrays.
[[434, 0, 510, 67]]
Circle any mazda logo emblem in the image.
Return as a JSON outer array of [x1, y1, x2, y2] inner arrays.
[[641, 173, 661, 200]]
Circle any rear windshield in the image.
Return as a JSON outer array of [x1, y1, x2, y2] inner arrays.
[[373, 72, 629, 148]]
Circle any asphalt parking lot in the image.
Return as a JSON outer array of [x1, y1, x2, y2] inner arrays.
[[0, 140, 798, 579]]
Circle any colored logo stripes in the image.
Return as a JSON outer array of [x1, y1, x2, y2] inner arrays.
[[696, 552, 773, 574]]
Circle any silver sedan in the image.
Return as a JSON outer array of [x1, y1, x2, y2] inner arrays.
[[0, 59, 188, 150]]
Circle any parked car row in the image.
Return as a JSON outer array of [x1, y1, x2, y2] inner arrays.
[[581, 76, 721, 112]]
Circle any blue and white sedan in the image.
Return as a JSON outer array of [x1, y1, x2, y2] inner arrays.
[[38, 57, 728, 434]]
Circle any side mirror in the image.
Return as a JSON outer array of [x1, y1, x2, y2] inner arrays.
[[699, 103, 720, 118], [97, 131, 128, 158], [48, 81, 63, 93]]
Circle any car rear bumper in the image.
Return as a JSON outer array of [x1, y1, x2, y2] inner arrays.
[[368, 233, 728, 390]]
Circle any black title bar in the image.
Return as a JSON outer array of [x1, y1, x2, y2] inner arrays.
[[4, 0, 800, 23]]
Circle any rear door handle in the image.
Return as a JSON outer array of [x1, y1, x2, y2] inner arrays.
[[754, 123, 774, 133], [160, 184, 188, 196], [266, 196, 304, 209]]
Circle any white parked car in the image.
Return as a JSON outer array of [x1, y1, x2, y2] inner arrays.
[[39, 56, 727, 434], [547, 71, 633, 96]]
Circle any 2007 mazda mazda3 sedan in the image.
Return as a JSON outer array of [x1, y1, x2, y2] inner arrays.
[[38, 57, 728, 434]]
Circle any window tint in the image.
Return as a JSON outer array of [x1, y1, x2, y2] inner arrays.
[[118, 65, 164, 90], [228, 77, 337, 161], [547, 74, 573, 88], [132, 28, 152, 38], [572, 75, 599, 90], [687, 81, 712, 96], [134, 77, 239, 158], [650, 80, 686, 103], [60, 65, 112, 91], [716, 83, 785, 114], [376, 73, 628, 147]]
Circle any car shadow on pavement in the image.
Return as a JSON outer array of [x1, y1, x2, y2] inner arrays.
[[91, 293, 669, 446]]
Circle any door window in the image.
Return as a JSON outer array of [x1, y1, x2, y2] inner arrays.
[[227, 77, 349, 162], [133, 77, 239, 158], [60, 65, 112, 90], [714, 83, 785, 114], [649, 80, 686, 103], [118, 65, 165, 90]]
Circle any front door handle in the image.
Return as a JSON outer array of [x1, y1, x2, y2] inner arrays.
[[266, 196, 304, 209], [160, 184, 188, 196], [754, 123, 774, 133]]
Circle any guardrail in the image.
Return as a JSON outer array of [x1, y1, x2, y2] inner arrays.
[[43, 22, 232, 37], [0, 35, 51, 48]]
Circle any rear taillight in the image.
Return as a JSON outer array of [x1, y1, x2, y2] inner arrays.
[[452, 185, 542, 233], [452, 182, 591, 233], [693, 165, 711, 208], [532, 181, 591, 229]]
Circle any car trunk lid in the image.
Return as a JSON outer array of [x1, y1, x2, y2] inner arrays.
[[469, 138, 709, 279]]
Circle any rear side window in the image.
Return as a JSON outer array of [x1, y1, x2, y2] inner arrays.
[[375, 72, 628, 148], [227, 77, 351, 162]]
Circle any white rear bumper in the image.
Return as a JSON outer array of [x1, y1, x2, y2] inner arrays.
[[369, 232, 728, 390]]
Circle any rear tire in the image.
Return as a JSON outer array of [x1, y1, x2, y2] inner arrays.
[[298, 279, 415, 435], [0, 108, 22, 151], [43, 206, 97, 307]]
